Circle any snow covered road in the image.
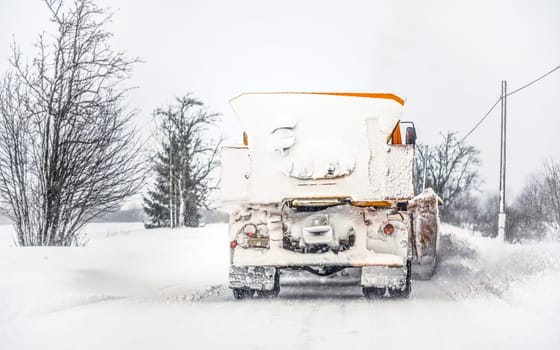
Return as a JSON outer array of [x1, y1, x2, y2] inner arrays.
[[1, 223, 559, 350]]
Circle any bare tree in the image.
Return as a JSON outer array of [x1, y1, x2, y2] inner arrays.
[[495, 160, 560, 242], [144, 95, 220, 228], [0, 0, 143, 246], [541, 160, 560, 230], [459, 193, 499, 237], [414, 131, 481, 221], [505, 173, 547, 241]]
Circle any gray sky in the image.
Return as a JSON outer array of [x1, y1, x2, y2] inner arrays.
[[1, 0, 559, 200]]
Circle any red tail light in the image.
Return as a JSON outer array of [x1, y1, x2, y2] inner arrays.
[[230, 240, 238, 248], [383, 223, 394, 235], [243, 224, 257, 238]]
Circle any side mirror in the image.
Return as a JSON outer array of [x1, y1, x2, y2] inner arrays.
[[406, 127, 416, 145]]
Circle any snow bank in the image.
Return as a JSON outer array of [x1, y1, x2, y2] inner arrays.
[[435, 223, 560, 298], [0, 223, 229, 323]]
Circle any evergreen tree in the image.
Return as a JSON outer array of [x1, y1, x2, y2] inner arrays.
[[143, 95, 220, 228], [143, 151, 173, 227]]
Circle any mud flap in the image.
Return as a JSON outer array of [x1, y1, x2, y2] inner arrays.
[[229, 266, 278, 291], [409, 188, 442, 280], [361, 265, 408, 289]]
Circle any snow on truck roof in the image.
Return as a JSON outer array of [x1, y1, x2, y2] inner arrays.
[[229, 92, 405, 141]]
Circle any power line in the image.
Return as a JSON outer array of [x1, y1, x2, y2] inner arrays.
[[461, 96, 501, 142], [462, 64, 560, 142], [507, 64, 560, 97]]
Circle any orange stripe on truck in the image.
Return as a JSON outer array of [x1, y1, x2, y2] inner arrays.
[[234, 92, 405, 106], [307, 92, 405, 105]]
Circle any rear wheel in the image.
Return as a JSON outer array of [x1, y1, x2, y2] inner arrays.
[[232, 288, 253, 300], [362, 287, 386, 298], [388, 284, 410, 298], [388, 260, 412, 298], [257, 287, 279, 298]]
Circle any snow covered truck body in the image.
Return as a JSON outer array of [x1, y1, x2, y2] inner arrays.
[[221, 92, 440, 299]]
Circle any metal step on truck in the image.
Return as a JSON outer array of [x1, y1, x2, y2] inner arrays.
[[221, 92, 441, 299]]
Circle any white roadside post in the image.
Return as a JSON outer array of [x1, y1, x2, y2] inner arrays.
[[497, 80, 507, 242]]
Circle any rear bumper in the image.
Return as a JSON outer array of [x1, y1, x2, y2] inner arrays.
[[231, 247, 405, 267]]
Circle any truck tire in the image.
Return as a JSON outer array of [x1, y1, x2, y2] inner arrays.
[[232, 288, 253, 300], [388, 283, 411, 298], [362, 287, 386, 298], [388, 260, 412, 298], [257, 286, 280, 298]]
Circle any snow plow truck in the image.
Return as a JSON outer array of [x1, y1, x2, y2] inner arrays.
[[221, 92, 441, 299]]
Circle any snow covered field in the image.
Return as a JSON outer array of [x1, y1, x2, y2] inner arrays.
[[1, 222, 559, 350]]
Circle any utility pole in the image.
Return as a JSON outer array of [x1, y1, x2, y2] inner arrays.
[[497, 80, 507, 241], [169, 132, 175, 229]]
